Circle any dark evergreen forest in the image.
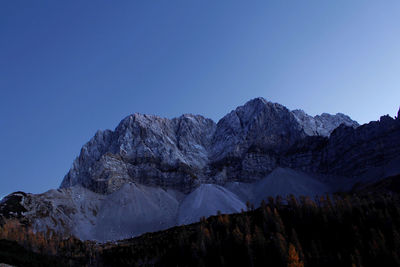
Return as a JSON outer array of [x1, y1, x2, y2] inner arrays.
[[1, 175, 400, 267]]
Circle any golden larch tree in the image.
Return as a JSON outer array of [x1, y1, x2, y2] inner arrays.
[[288, 243, 304, 267]]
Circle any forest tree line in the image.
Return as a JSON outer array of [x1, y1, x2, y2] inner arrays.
[[1, 190, 400, 266]]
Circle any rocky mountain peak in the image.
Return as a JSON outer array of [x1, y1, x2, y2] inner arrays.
[[61, 112, 217, 194], [210, 98, 304, 161], [60, 98, 361, 194], [397, 107, 400, 120], [4, 98, 400, 243], [292, 109, 358, 137]]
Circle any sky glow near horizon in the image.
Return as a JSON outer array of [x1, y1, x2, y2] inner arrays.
[[0, 1, 399, 197]]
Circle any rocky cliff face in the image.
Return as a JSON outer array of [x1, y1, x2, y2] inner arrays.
[[292, 109, 359, 136], [209, 98, 306, 183], [283, 114, 400, 180], [61, 113, 216, 194], [4, 97, 397, 242], [61, 97, 359, 194]]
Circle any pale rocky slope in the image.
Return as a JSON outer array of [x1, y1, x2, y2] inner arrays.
[[2, 97, 398, 242], [0, 168, 333, 242]]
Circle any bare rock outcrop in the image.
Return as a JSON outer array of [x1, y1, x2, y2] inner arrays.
[[2, 97, 399, 242], [283, 115, 400, 180], [60, 97, 361, 194]]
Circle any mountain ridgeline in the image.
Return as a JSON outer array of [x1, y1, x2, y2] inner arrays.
[[61, 98, 359, 194], [1, 98, 400, 244]]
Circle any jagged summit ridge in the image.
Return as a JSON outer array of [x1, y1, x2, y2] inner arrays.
[[210, 98, 305, 161], [3, 97, 400, 242], [61, 112, 216, 193], [60, 97, 359, 194], [292, 109, 359, 136]]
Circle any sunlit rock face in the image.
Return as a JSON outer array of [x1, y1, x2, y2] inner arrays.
[[292, 109, 359, 136], [61, 113, 216, 194], [5, 97, 399, 242], [61, 97, 358, 194]]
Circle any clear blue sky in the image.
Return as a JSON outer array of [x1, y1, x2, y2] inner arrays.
[[1, 1, 399, 198]]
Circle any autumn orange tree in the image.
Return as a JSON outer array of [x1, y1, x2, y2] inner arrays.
[[287, 243, 304, 267]]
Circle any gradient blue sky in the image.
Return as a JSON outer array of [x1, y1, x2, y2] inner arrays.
[[1, 1, 400, 198]]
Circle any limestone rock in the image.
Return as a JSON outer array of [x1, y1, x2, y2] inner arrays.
[[292, 109, 358, 136], [283, 115, 400, 180], [2, 97, 399, 242]]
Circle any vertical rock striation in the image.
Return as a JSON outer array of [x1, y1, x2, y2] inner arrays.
[[60, 97, 361, 194], [3, 97, 400, 241], [292, 109, 359, 136], [283, 115, 400, 179]]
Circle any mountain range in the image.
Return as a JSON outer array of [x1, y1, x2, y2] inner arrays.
[[1, 97, 399, 242]]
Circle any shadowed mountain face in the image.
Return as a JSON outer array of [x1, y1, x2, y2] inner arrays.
[[2, 97, 399, 242], [283, 114, 400, 180]]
